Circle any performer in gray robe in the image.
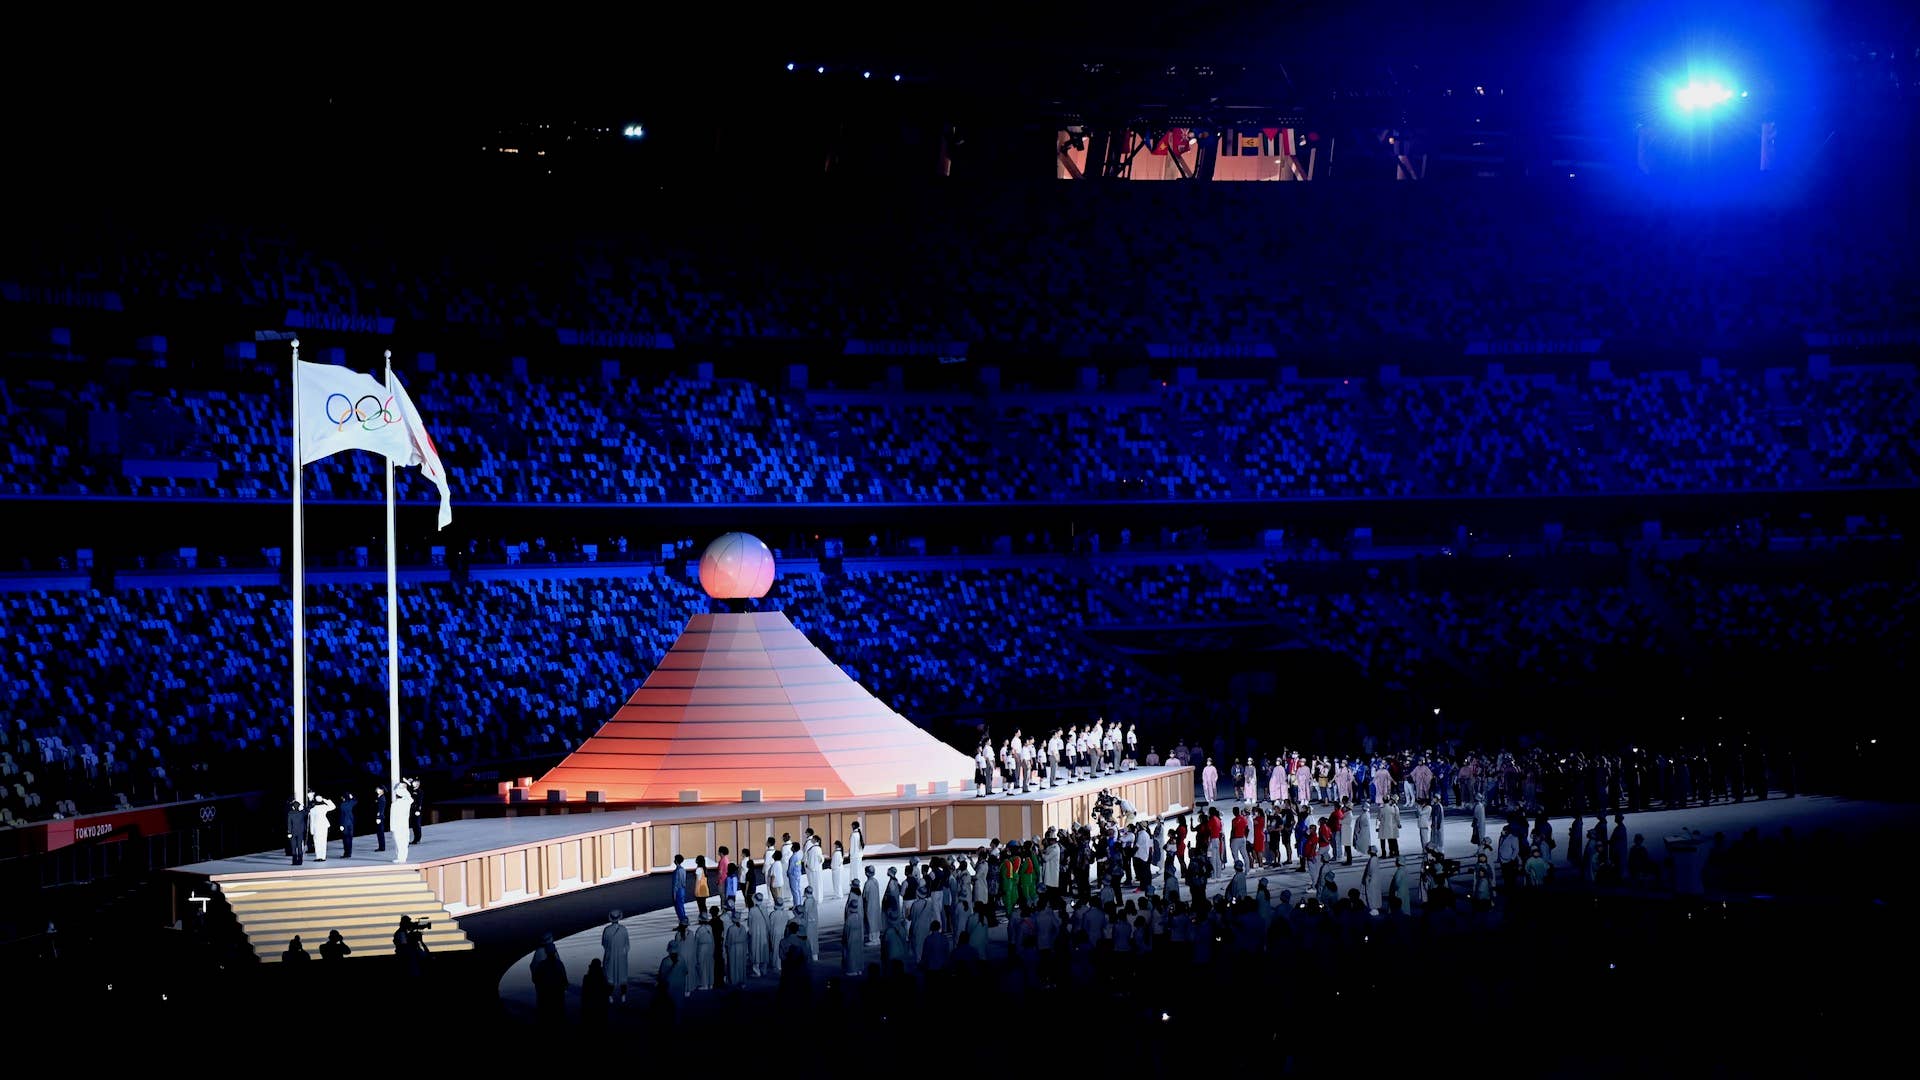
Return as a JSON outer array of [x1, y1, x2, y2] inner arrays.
[[801, 886, 821, 961], [842, 892, 867, 975], [1430, 797, 1445, 854], [1355, 802, 1374, 856], [882, 905, 911, 972], [690, 915, 715, 990], [862, 866, 882, 945], [964, 904, 990, 955], [725, 907, 750, 987], [747, 894, 772, 976], [600, 910, 630, 1003], [923, 921, 952, 972], [806, 841, 824, 902], [1361, 849, 1384, 912], [908, 892, 934, 964], [1471, 794, 1487, 846], [1389, 858, 1412, 914], [766, 903, 790, 977], [661, 938, 689, 1000], [884, 866, 904, 915]]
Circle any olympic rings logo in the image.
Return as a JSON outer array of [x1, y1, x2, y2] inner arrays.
[[325, 393, 402, 432]]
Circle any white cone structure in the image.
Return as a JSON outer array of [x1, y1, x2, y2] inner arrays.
[[530, 612, 973, 803]]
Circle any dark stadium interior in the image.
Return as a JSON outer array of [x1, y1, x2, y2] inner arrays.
[[3, 3, 1918, 1068]]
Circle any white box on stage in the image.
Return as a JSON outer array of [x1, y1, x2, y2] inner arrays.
[[804, 789, 826, 802], [509, 788, 528, 803], [929, 781, 949, 795], [741, 789, 763, 803], [679, 790, 701, 804], [896, 783, 918, 798], [546, 789, 567, 803], [585, 791, 605, 804]]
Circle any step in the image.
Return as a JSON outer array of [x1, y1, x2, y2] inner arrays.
[[215, 872, 424, 892], [219, 880, 430, 902], [226, 900, 446, 923], [239, 908, 451, 933]]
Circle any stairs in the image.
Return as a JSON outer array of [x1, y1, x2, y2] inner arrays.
[[215, 869, 473, 962]]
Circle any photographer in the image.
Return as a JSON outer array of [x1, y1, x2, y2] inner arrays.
[[393, 914, 429, 977]]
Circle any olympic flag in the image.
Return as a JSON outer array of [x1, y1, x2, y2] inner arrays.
[[294, 360, 452, 529]]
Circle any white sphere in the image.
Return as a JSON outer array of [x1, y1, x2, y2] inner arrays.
[[697, 532, 776, 599]]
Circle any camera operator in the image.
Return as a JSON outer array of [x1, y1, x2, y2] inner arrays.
[[393, 914, 430, 976]]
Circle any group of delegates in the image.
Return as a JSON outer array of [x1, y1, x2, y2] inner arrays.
[[972, 721, 1140, 796], [616, 787, 1672, 1023], [1186, 741, 1787, 819]]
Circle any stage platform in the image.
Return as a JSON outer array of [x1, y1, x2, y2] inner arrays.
[[173, 764, 1191, 961]]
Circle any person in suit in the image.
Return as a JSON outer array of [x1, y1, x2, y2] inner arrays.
[[338, 793, 357, 858], [372, 784, 389, 852], [406, 778, 423, 844], [286, 798, 306, 865]]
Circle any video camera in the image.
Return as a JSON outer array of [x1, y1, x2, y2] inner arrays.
[[1092, 791, 1119, 829]]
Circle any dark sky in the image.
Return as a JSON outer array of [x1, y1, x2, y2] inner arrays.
[[5, 0, 1904, 190]]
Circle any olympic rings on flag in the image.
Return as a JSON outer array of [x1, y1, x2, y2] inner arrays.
[[324, 392, 402, 432]]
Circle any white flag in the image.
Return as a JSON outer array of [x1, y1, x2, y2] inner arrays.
[[297, 360, 412, 466], [388, 372, 453, 531], [294, 360, 453, 530]]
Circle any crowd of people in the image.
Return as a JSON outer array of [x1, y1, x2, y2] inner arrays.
[[2, 549, 1907, 825], [546, 742, 1825, 1043], [9, 184, 1917, 349], [5, 356, 1915, 505]]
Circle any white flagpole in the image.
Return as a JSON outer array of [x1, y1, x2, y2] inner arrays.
[[291, 339, 307, 805], [384, 350, 402, 804]]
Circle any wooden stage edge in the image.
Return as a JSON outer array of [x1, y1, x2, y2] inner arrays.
[[173, 767, 1193, 922]]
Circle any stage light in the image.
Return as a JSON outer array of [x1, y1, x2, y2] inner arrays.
[[1673, 79, 1736, 111], [786, 62, 795, 71], [863, 71, 871, 79], [817, 66, 826, 74], [893, 73, 902, 82]]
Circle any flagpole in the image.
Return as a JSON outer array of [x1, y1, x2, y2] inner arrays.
[[291, 339, 307, 805], [384, 350, 402, 805]]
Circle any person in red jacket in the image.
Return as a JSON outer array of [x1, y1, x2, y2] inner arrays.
[[1172, 817, 1190, 874], [1207, 809, 1227, 872], [1252, 809, 1267, 868], [1228, 806, 1251, 868]]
